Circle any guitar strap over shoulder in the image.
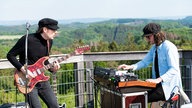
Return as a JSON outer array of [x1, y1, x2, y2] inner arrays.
[[47, 40, 50, 56]]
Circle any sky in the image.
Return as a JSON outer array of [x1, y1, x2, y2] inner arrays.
[[0, 0, 192, 21]]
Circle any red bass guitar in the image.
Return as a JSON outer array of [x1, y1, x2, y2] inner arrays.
[[14, 45, 90, 94]]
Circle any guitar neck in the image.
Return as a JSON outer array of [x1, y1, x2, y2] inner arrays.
[[41, 45, 90, 70], [44, 52, 76, 71], [42, 45, 90, 72], [56, 52, 76, 64]]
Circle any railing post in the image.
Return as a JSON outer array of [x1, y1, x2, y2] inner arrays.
[[180, 50, 192, 101], [85, 61, 94, 108], [74, 62, 85, 108]]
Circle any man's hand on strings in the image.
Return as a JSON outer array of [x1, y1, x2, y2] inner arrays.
[[50, 61, 60, 72], [20, 66, 35, 79]]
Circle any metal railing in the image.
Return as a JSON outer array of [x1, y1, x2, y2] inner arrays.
[[0, 50, 192, 108]]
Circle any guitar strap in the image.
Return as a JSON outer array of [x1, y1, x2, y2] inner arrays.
[[47, 40, 50, 56]]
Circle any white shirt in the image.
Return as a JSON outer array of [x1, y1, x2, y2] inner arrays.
[[132, 40, 182, 100]]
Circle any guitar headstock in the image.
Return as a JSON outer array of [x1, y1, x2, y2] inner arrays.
[[75, 45, 90, 55]]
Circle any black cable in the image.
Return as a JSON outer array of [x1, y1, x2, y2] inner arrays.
[[161, 86, 183, 108], [15, 86, 17, 108], [90, 77, 102, 107]]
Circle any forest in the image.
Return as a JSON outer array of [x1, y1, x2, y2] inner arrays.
[[0, 16, 192, 60]]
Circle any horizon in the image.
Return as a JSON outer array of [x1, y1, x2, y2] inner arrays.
[[0, 15, 190, 26]]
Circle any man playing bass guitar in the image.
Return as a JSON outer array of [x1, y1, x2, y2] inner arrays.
[[7, 18, 61, 108]]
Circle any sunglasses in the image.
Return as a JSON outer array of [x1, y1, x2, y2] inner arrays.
[[144, 34, 153, 39]]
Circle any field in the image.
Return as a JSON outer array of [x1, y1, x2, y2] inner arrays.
[[0, 35, 22, 40]]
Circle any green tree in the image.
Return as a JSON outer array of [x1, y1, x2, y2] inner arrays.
[[108, 41, 118, 51]]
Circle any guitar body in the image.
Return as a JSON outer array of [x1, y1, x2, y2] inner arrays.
[[14, 56, 50, 94]]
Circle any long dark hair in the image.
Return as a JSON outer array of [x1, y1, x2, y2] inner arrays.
[[36, 27, 44, 33], [154, 31, 166, 46], [143, 23, 166, 46]]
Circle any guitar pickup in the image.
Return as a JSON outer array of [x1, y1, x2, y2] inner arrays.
[[18, 78, 25, 86]]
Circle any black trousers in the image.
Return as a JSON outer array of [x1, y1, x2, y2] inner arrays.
[[148, 83, 166, 102], [26, 81, 59, 108]]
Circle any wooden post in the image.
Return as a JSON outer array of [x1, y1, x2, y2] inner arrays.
[[74, 62, 85, 108], [85, 61, 94, 108]]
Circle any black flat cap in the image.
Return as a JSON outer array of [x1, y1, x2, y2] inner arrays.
[[143, 23, 161, 36], [38, 18, 59, 30]]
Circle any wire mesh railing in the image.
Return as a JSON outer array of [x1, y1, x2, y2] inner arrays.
[[0, 65, 191, 107]]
